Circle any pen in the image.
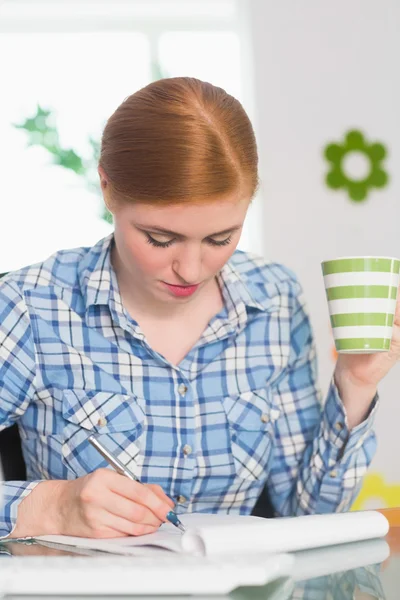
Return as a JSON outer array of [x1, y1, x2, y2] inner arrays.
[[88, 434, 186, 533]]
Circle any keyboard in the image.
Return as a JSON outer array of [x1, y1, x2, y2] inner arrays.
[[0, 552, 294, 595]]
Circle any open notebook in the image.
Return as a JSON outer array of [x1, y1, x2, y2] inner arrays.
[[32, 510, 389, 557]]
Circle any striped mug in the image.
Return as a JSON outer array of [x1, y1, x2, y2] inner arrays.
[[322, 256, 400, 353]]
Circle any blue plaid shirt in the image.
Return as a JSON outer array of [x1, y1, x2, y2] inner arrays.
[[0, 234, 378, 537]]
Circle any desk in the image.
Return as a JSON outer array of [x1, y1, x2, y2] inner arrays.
[[3, 509, 400, 599]]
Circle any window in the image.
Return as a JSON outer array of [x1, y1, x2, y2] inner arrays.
[[0, 0, 261, 272]]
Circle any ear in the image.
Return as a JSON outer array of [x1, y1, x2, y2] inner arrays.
[[98, 166, 115, 214], [98, 166, 109, 190]]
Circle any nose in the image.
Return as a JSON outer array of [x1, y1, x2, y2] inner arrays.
[[172, 243, 202, 285]]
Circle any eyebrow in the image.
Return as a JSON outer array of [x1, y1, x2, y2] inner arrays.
[[135, 224, 242, 238]]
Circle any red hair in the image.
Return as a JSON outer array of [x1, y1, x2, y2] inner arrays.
[[99, 77, 259, 205]]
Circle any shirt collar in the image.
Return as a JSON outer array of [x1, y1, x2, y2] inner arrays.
[[218, 260, 265, 315], [78, 233, 115, 311]]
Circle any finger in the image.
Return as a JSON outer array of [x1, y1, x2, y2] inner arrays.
[[100, 489, 163, 528], [146, 483, 175, 508], [395, 295, 400, 322], [88, 508, 159, 538], [108, 474, 173, 522]]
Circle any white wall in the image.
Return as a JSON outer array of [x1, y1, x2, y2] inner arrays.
[[248, 0, 400, 505]]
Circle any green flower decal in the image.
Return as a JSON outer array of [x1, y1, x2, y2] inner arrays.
[[324, 130, 389, 202]]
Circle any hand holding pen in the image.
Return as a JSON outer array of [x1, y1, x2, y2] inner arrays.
[[88, 434, 186, 533], [9, 432, 185, 540], [25, 438, 185, 539]]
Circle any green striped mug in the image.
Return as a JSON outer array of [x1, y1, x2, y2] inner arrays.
[[322, 256, 400, 353]]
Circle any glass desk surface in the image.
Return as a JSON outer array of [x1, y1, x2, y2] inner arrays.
[[1, 519, 400, 599]]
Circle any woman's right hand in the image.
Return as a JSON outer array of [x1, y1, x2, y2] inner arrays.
[[11, 469, 176, 539], [58, 469, 176, 538]]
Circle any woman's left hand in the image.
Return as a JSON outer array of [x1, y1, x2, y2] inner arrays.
[[335, 286, 400, 388], [333, 286, 400, 428]]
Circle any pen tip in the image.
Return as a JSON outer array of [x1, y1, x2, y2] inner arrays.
[[166, 510, 186, 533]]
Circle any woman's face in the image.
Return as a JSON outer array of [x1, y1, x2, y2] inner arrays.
[[109, 192, 250, 304]]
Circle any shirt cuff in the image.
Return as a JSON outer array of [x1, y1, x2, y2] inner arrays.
[[0, 481, 41, 539], [321, 377, 379, 464]]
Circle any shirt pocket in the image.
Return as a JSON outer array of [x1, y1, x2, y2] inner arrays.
[[221, 387, 280, 482], [61, 389, 147, 479]]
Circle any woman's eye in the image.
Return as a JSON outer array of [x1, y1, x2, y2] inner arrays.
[[206, 235, 232, 247], [146, 234, 175, 248], [145, 233, 233, 248]]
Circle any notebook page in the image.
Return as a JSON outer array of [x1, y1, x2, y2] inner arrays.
[[35, 511, 389, 557], [34, 530, 183, 555], [181, 511, 389, 556], [34, 514, 242, 555], [102, 514, 250, 552]]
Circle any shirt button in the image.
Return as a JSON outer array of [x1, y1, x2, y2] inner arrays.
[[178, 384, 188, 396], [177, 495, 187, 504], [329, 471, 337, 478], [260, 414, 269, 423], [182, 444, 192, 456], [97, 416, 107, 427], [335, 422, 344, 431]]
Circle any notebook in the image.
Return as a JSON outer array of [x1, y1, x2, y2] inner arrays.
[[31, 510, 389, 557]]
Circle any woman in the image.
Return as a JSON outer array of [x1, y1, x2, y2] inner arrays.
[[1, 77, 399, 539]]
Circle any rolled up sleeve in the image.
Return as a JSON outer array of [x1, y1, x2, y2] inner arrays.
[[267, 280, 377, 516], [0, 279, 38, 537]]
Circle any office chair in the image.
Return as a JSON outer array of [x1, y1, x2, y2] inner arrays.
[[0, 425, 26, 481], [0, 271, 274, 516]]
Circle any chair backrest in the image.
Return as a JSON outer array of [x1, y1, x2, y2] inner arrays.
[[0, 425, 26, 481]]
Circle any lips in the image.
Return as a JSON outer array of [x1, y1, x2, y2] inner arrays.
[[162, 282, 200, 297]]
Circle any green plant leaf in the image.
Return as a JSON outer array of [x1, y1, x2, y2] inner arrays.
[[52, 148, 85, 174]]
